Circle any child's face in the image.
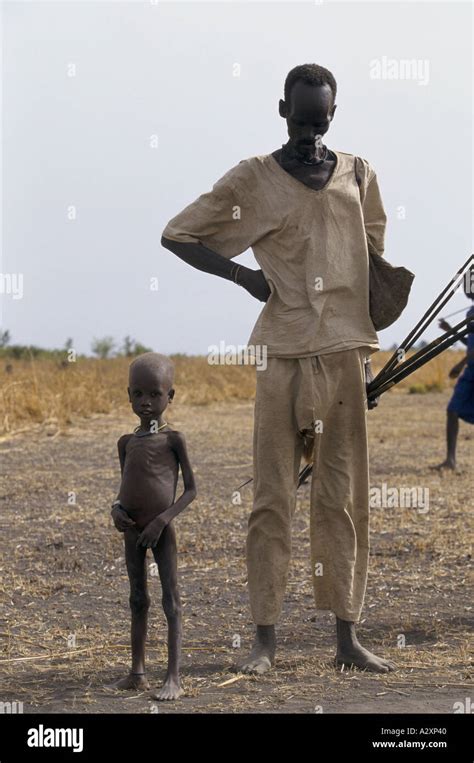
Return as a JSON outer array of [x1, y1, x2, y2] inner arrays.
[[127, 367, 174, 423]]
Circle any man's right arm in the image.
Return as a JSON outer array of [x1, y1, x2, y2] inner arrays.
[[161, 236, 236, 281], [161, 236, 271, 302], [161, 164, 271, 302]]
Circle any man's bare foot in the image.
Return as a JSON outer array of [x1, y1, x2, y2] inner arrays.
[[150, 677, 183, 701], [107, 672, 150, 690], [239, 625, 276, 675], [336, 618, 396, 674], [335, 644, 397, 673], [430, 458, 456, 471]]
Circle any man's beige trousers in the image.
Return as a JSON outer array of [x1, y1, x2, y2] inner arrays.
[[247, 347, 370, 624]]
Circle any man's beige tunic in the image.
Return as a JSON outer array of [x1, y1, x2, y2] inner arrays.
[[163, 150, 386, 357]]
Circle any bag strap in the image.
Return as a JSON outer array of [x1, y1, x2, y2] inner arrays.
[[354, 155, 376, 260], [354, 155, 366, 204]]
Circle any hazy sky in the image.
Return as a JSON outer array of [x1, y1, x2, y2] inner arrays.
[[2, 0, 472, 356]]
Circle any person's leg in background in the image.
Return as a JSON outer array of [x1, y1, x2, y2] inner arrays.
[[431, 406, 459, 471], [445, 409, 460, 469], [432, 371, 474, 471]]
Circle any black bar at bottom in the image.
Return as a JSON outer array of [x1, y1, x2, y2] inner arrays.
[[0, 711, 471, 760]]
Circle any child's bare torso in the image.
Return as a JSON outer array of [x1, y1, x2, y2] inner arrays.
[[118, 432, 179, 530]]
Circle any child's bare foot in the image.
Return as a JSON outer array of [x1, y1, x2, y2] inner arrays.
[[335, 644, 396, 673], [107, 672, 150, 690], [239, 625, 276, 675], [150, 677, 183, 701], [430, 458, 456, 471]]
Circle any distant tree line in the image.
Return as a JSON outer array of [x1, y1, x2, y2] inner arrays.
[[0, 331, 152, 360]]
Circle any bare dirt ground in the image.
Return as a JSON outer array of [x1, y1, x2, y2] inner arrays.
[[0, 391, 472, 714]]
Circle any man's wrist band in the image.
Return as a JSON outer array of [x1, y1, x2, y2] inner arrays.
[[230, 263, 243, 285], [111, 500, 122, 510]]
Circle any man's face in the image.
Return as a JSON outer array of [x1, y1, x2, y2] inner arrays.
[[280, 81, 336, 159]]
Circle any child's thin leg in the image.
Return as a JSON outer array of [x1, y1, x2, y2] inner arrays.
[[110, 527, 150, 690], [150, 522, 183, 700]]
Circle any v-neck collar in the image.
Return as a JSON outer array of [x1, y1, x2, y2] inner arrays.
[[268, 149, 341, 195]]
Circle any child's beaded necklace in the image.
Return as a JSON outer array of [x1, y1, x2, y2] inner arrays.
[[133, 421, 168, 437]]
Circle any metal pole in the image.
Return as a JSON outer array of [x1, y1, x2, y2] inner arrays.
[[368, 321, 471, 401], [368, 315, 471, 397]]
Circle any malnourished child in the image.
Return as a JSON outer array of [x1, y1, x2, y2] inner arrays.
[[110, 352, 196, 700]]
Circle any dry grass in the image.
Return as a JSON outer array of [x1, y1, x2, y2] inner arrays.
[[0, 350, 466, 437]]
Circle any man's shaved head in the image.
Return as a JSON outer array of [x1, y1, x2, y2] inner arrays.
[[284, 63, 337, 108]]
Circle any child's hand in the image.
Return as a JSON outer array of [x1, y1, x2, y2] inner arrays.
[[136, 516, 167, 548], [111, 505, 136, 532]]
